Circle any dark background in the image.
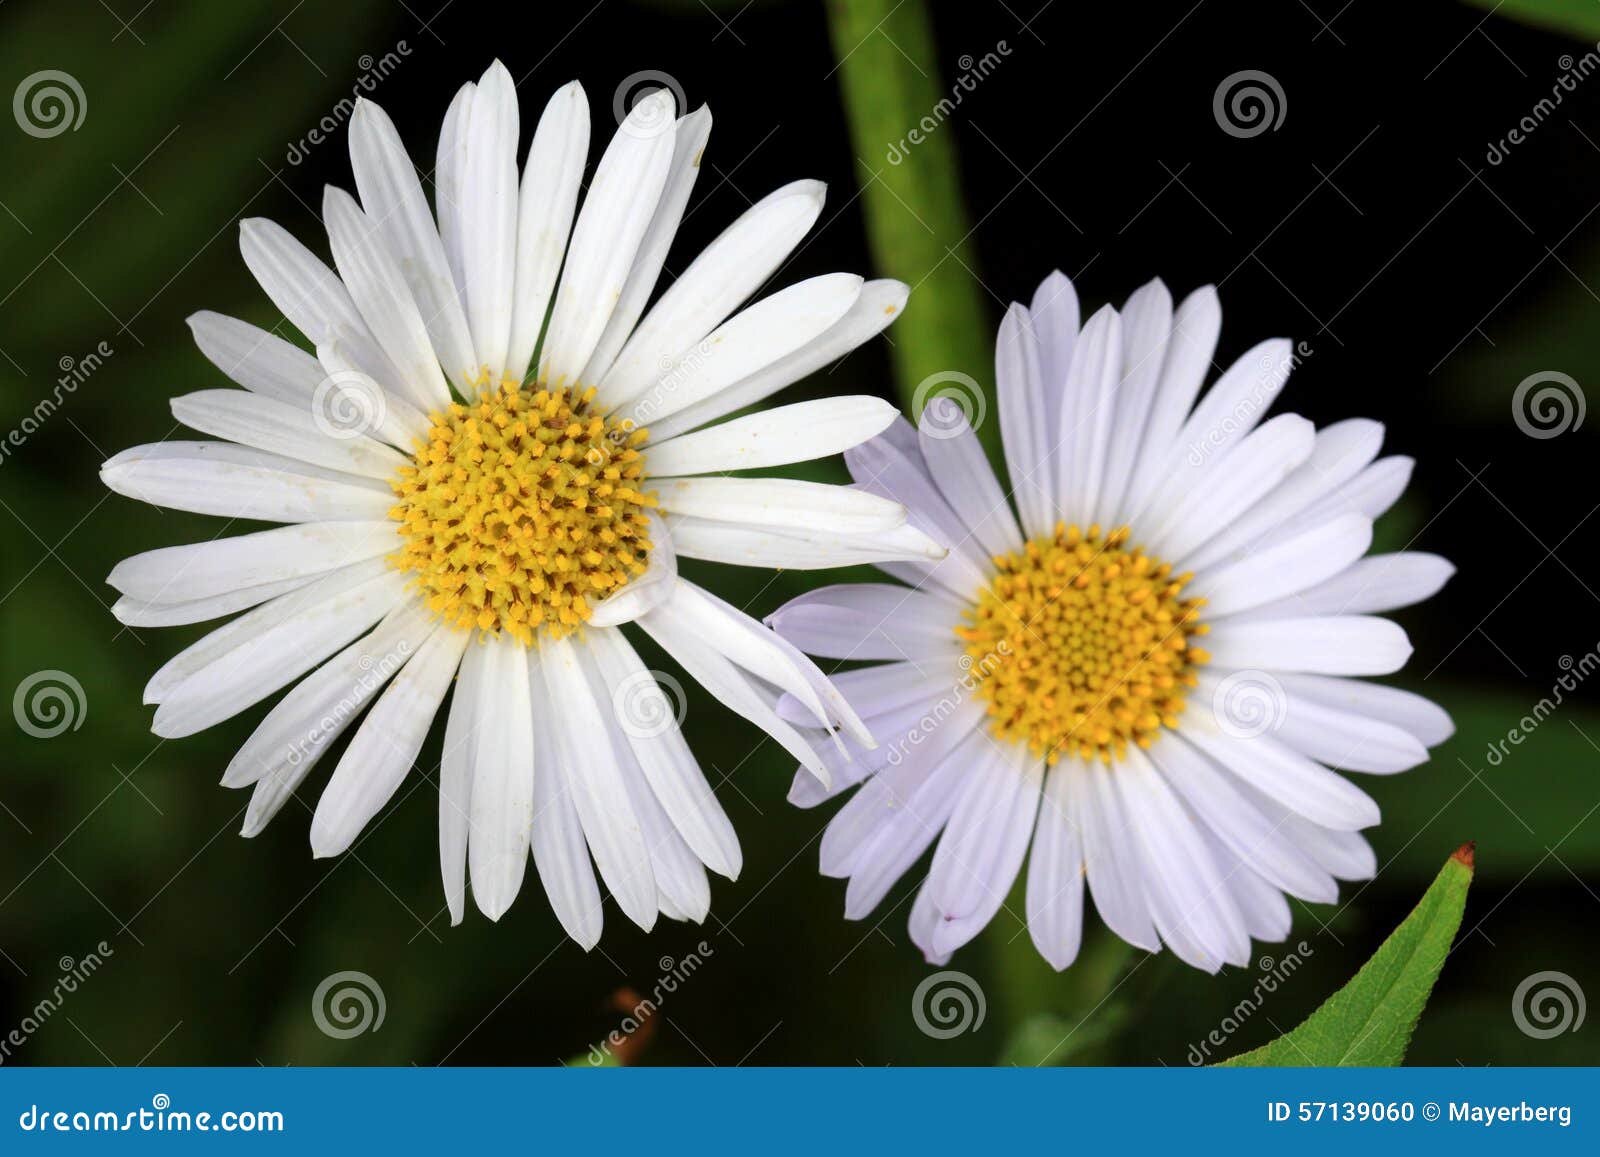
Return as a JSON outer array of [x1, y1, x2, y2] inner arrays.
[[1, 0, 1597, 1065]]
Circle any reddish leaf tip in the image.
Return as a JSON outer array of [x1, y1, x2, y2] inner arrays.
[[1451, 840, 1476, 870]]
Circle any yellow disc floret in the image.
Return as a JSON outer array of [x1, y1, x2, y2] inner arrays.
[[388, 382, 654, 645], [957, 523, 1209, 765]]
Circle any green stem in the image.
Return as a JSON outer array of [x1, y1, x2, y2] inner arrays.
[[824, 0, 994, 434]]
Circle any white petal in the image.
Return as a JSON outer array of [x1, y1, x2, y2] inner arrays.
[[917, 398, 1024, 558], [1025, 762, 1086, 970], [540, 635, 657, 930], [1148, 731, 1337, 903], [1118, 747, 1250, 970], [926, 741, 1042, 957], [646, 396, 897, 477], [314, 341, 432, 450], [579, 104, 712, 386], [646, 279, 908, 442], [1269, 683, 1430, 774], [459, 61, 519, 382], [776, 659, 961, 728], [438, 628, 485, 925], [322, 186, 449, 410], [235, 602, 434, 824], [821, 700, 984, 877], [467, 635, 536, 920], [237, 217, 407, 392], [1206, 615, 1412, 676], [1169, 338, 1294, 470], [653, 475, 904, 535], [1028, 270, 1081, 439], [1194, 514, 1374, 618], [637, 604, 832, 786], [540, 89, 677, 387], [1275, 673, 1454, 747], [187, 311, 322, 407], [622, 273, 863, 427], [102, 441, 393, 524], [584, 626, 740, 878], [1240, 552, 1455, 619], [108, 521, 397, 604], [169, 390, 407, 480], [1120, 285, 1221, 519], [310, 624, 467, 856], [1152, 413, 1316, 564], [528, 653, 605, 948], [765, 583, 960, 661], [839, 721, 981, 919], [112, 573, 318, 627], [1184, 723, 1380, 831], [600, 179, 825, 405], [1055, 303, 1121, 528], [1075, 760, 1161, 952], [1184, 418, 1384, 573], [995, 303, 1053, 537], [665, 514, 945, 570], [349, 97, 477, 388], [505, 80, 591, 386], [1094, 278, 1172, 526], [1255, 456, 1414, 551], [435, 82, 473, 294], [145, 559, 400, 715]]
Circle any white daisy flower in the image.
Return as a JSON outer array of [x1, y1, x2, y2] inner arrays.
[[767, 270, 1455, 971], [100, 61, 942, 946]]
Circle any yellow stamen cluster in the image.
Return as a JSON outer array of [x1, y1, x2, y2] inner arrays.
[[389, 382, 654, 644], [957, 523, 1210, 765]]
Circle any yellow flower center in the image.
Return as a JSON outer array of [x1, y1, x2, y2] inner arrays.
[[957, 523, 1210, 765], [388, 382, 655, 644]]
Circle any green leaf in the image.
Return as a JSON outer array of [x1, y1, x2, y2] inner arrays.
[[1221, 843, 1475, 1066], [1460, 0, 1600, 39], [824, 0, 994, 431]]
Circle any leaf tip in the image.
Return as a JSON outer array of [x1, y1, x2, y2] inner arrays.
[[1451, 840, 1476, 871]]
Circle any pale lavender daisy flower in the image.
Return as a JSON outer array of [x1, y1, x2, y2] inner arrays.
[[768, 270, 1455, 970]]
